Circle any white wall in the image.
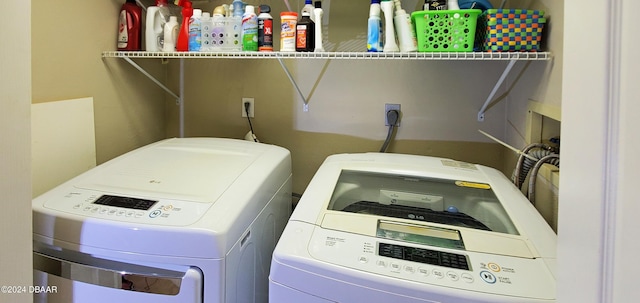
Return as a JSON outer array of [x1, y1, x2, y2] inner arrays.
[[0, 1, 33, 303], [559, 0, 640, 301]]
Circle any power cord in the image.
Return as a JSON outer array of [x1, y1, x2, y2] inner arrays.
[[244, 102, 258, 142], [380, 110, 399, 153]]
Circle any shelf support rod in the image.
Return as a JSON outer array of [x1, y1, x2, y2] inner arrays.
[[477, 59, 517, 121], [122, 56, 180, 102], [179, 58, 185, 138], [277, 57, 309, 112]]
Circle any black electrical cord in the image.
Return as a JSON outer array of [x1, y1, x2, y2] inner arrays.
[[380, 110, 400, 153], [244, 102, 257, 142]]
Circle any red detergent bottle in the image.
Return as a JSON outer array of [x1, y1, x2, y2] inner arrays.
[[117, 0, 142, 50], [176, 1, 193, 52]]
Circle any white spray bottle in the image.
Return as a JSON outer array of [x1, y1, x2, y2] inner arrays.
[[380, 0, 399, 52], [313, 1, 325, 52], [162, 16, 179, 51], [393, 0, 417, 52], [448, 0, 460, 10]]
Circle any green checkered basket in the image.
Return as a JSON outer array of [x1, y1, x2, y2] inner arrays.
[[475, 9, 547, 52]]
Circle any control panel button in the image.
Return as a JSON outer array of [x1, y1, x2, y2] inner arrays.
[[149, 210, 162, 218], [480, 271, 497, 284], [403, 265, 416, 274], [432, 269, 444, 279], [446, 271, 459, 281], [461, 273, 474, 283], [417, 267, 429, 276], [358, 256, 369, 264], [376, 260, 387, 268], [390, 262, 401, 273], [488, 262, 501, 272]]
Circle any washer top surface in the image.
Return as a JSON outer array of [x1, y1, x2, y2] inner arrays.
[[74, 137, 270, 203]]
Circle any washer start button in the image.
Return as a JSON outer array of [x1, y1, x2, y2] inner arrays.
[[149, 210, 162, 218]]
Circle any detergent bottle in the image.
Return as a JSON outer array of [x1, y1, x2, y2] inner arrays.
[[117, 0, 142, 50], [176, 1, 193, 51]]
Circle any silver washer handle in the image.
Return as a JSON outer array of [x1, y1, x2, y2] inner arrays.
[[33, 252, 184, 295]]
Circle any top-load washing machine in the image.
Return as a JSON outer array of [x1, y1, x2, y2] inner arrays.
[[33, 137, 292, 303], [270, 153, 556, 303]]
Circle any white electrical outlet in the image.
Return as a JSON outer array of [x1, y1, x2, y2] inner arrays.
[[242, 98, 254, 118]]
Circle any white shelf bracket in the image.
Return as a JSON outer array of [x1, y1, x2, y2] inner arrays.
[[122, 56, 181, 104], [477, 59, 517, 121], [277, 57, 309, 112], [122, 56, 184, 137]]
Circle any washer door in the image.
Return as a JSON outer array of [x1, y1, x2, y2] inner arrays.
[[33, 251, 203, 303]]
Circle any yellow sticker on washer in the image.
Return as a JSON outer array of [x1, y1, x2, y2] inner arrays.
[[455, 181, 491, 190]]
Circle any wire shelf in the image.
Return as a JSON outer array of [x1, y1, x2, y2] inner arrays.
[[102, 51, 551, 61]]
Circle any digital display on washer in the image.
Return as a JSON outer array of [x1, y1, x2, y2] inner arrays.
[[93, 195, 158, 210], [378, 243, 470, 270]]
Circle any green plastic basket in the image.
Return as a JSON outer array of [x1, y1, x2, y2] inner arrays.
[[411, 9, 482, 52]]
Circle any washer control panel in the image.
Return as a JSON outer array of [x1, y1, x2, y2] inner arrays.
[[308, 227, 555, 300], [42, 189, 213, 226]]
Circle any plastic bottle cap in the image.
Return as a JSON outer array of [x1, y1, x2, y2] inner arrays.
[[245, 5, 255, 14], [169, 16, 177, 22], [259, 5, 271, 13], [314, 1, 322, 8], [305, 0, 312, 4], [213, 6, 225, 16], [280, 12, 298, 17], [192, 9, 202, 17]]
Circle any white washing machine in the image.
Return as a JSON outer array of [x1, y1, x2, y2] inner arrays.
[[33, 137, 292, 303], [270, 153, 556, 303]]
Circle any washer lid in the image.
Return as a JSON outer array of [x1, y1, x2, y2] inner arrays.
[[74, 138, 266, 203]]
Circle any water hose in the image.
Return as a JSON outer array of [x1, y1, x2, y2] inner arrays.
[[527, 154, 560, 205], [513, 143, 558, 189]]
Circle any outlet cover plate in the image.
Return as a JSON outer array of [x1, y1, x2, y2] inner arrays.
[[385, 103, 401, 126], [242, 98, 255, 118]]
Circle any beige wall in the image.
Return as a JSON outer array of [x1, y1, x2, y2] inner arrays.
[[32, 0, 168, 164], [1, 2, 33, 302]]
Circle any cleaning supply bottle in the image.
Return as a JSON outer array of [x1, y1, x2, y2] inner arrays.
[[448, 0, 460, 10], [280, 12, 298, 52], [380, 0, 399, 52], [188, 9, 202, 51], [424, 0, 447, 10], [258, 5, 274, 52], [242, 5, 258, 51], [201, 12, 214, 51], [301, 0, 315, 21], [145, 0, 170, 52], [295, 11, 315, 52], [232, 0, 245, 18], [367, 0, 382, 52], [313, 1, 324, 52], [176, 1, 193, 51], [393, 0, 417, 52], [117, 0, 142, 51], [162, 16, 179, 51]]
